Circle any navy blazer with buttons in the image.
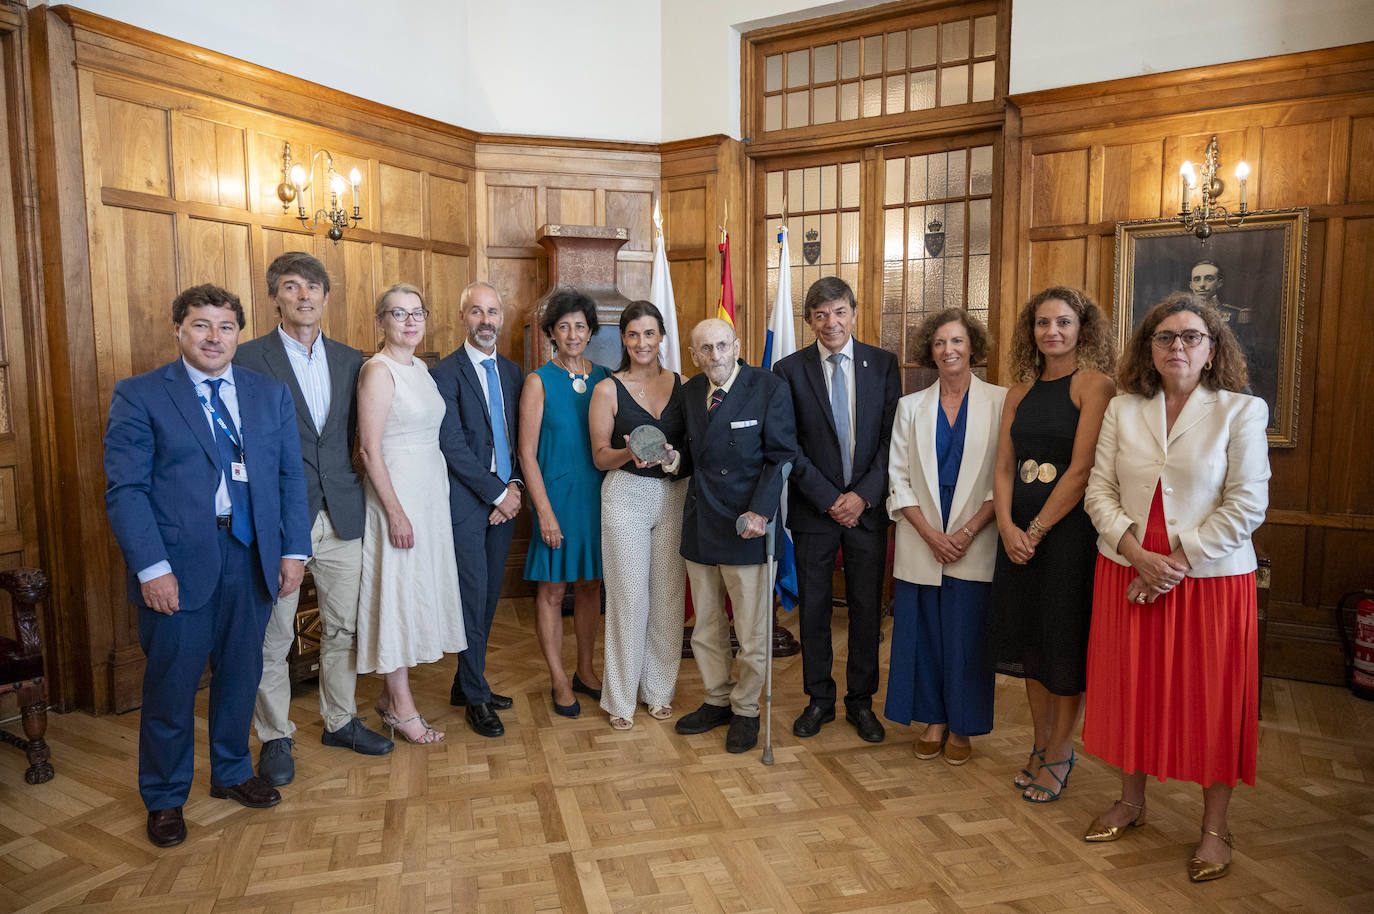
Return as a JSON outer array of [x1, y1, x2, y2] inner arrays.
[[430, 345, 525, 525], [680, 360, 797, 567], [772, 339, 900, 534], [104, 358, 312, 609]]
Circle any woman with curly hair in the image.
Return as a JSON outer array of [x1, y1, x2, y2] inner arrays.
[[1080, 294, 1268, 883], [986, 286, 1116, 802], [885, 309, 1006, 764]]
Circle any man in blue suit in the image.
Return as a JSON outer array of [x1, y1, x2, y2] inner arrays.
[[104, 284, 312, 848], [430, 281, 524, 738]]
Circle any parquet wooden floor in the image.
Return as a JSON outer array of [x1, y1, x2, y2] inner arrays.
[[3, 597, 1373, 913]]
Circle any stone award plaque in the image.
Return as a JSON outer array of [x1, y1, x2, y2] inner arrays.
[[628, 425, 668, 464]]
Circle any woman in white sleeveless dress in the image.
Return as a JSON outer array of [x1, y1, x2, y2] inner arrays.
[[356, 283, 465, 744]]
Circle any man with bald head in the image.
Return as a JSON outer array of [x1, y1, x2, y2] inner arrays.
[[675, 318, 797, 754]]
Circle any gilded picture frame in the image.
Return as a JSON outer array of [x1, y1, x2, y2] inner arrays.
[[1113, 208, 1308, 448]]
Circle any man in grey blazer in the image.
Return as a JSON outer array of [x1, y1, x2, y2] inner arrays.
[[235, 252, 393, 785]]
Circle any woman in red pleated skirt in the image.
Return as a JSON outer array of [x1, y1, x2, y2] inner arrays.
[[1081, 293, 1270, 883]]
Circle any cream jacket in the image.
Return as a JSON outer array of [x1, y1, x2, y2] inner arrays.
[[887, 374, 1007, 585], [1084, 387, 1270, 577]]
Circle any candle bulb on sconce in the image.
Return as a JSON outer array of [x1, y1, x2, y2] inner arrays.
[[275, 142, 363, 243], [1176, 135, 1248, 242]]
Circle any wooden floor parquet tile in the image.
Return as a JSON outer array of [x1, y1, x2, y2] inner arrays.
[[2, 596, 1372, 912]]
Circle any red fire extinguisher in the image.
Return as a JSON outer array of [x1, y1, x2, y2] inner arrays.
[[1337, 589, 1374, 701]]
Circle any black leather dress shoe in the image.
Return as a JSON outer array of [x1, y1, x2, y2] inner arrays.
[[451, 687, 513, 710], [674, 702, 734, 734], [792, 703, 835, 738], [210, 776, 282, 808], [725, 715, 760, 753], [146, 807, 186, 847], [845, 707, 886, 743], [322, 718, 395, 755], [466, 702, 505, 738], [256, 737, 294, 787]]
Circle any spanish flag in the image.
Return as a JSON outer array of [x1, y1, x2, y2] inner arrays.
[[717, 230, 735, 326]]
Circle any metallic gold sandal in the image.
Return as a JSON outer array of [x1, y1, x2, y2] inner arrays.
[[1187, 828, 1235, 882], [1083, 798, 1145, 842]]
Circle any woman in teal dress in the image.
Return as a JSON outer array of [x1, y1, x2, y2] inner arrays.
[[519, 288, 610, 717]]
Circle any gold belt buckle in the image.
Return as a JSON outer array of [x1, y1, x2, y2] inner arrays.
[[1019, 459, 1058, 484]]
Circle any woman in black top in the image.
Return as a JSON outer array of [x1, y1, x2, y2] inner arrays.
[[589, 301, 691, 730]]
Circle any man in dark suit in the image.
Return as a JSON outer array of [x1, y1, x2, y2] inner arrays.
[[104, 284, 312, 848], [235, 252, 393, 787], [773, 276, 899, 743], [675, 318, 797, 754], [430, 281, 524, 738]]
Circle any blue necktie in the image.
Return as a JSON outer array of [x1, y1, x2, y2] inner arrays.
[[829, 352, 852, 486], [206, 378, 254, 546], [482, 358, 512, 483]]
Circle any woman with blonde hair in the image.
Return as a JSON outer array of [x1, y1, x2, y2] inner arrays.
[[985, 286, 1116, 802], [1081, 293, 1268, 883], [355, 283, 465, 744]]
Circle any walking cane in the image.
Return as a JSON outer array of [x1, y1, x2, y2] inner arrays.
[[738, 462, 791, 767]]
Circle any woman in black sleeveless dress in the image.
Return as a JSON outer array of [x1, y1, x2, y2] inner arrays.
[[986, 287, 1116, 802], [588, 302, 691, 730]]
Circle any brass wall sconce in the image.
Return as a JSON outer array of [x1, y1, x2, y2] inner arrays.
[[275, 142, 361, 242], [1178, 135, 1248, 242]]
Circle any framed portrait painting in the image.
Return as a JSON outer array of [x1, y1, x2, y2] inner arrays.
[[1113, 208, 1308, 448]]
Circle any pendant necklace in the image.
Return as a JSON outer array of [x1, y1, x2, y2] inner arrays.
[[556, 356, 590, 394]]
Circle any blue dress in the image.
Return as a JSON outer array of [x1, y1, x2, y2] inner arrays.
[[524, 360, 610, 583], [884, 391, 995, 736]]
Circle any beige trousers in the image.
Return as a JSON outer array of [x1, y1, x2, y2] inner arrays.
[[685, 559, 771, 718], [254, 512, 363, 739]]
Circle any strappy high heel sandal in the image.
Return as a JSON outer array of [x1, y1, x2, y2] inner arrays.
[[1022, 751, 1074, 803], [1013, 746, 1045, 790], [1083, 798, 1146, 841], [388, 714, 444, 745]]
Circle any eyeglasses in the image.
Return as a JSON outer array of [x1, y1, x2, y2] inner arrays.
[[386, 308, 429, 323], [1151, 329, 1209, 349], [694, 340, 735, 357]]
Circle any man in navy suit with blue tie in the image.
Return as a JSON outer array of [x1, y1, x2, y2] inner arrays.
[[773, 277, 900, 744], [104, 284, 312, 848], [431, 281, 524, 738]]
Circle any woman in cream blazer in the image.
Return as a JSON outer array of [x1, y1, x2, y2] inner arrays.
[[1081, 293, 1269, 884], [885, 309, 1006, 764]]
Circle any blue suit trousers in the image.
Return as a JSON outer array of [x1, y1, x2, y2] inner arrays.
[[137, 528, 271, 810]]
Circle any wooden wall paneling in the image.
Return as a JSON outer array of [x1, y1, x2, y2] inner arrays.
[[605, 190, 652, 253], [171, 112, 247, 210], [489, 185, 538, 248], [0, 5, 46, 713], [1029, 147, 1088, 227], [28, 7, 106, 710], [429, 174, 468, 246], [426, 251, 469, 357], [379, 162, 423, 238], [339, 238, 378, 353], [1349, 116, 1374, 203], [1007, 45, 1374, 683], [94, 94, 169, 197], [546, 187, 595, 226], [1324, 217, 1374, 513], [1259, 121, 1333, 209]]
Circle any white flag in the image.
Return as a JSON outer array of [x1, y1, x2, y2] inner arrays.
[[650, 201, 682, 373], [763, 224, 796, 370]]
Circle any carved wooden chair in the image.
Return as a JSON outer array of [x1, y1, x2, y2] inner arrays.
[[0, 568, 52, 783]]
